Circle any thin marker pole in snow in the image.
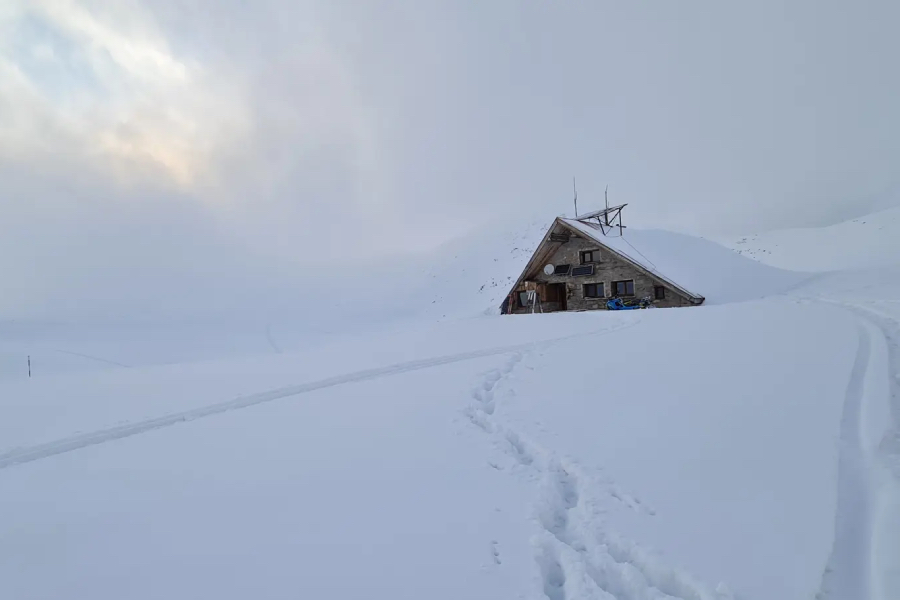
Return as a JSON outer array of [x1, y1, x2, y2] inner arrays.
[[27, 355, 31, 378]]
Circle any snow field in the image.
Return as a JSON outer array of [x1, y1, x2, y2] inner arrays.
[[0, 299, 862, 599], [0, 313, 639, 455], [473, 300, 860, 600], [3, 204, 900, 599], [0, 355, 538, 600]]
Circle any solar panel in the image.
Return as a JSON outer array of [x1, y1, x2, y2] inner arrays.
[[553, 264, 571, 275], [570, 265, 594, 277]]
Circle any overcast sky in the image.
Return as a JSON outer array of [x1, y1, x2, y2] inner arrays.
[[2, 1, 899, 319]]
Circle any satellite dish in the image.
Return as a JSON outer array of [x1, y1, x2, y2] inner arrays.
[[543, 264, 555, 275]]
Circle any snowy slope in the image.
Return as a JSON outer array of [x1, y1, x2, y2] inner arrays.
[[2, 210, 900, 600], [723, 205, 900, 272], [411, 215, 550, 319]]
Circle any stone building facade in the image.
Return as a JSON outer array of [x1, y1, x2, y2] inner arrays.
[[503, 217, 704, 315]]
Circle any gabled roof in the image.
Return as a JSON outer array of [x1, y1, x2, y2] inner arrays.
[[558, 218, 704, 301], [503, 217, 705, 307]]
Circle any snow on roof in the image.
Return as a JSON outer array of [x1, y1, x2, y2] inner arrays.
[[556, 218, 808, 305], [559, 218, 704, 300]]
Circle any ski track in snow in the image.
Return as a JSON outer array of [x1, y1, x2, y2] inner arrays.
[[817, 322, 872, 600], [464, 343, 734, 600], [51, 348, 132, 368], [822, 300, 900, 600], [0, 322, 636, 471]]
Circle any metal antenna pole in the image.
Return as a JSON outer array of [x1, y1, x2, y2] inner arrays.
[[573, 177, 578, 217], [604, 185, 609, 226]]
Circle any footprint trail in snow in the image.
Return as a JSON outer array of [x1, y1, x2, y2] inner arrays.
[[465, 349, 736, 600]]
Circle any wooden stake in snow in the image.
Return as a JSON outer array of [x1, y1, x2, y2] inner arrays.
[[28, 355, 31, 378]]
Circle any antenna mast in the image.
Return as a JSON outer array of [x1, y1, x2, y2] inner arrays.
[[604, 185, 609, 226], [573, 183, 627, 238], [573, 177, 578, 217]]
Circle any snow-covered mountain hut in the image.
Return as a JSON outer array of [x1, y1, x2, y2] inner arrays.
[[501, 208, 705, 314]]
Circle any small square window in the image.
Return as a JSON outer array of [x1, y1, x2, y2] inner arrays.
[[612, 280, 635, 296], [580, 250, 601, 264], [583, 283, 604, 298], [654, 286, 666, 300]]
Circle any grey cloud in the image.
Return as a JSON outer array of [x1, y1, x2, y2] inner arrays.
[[2, 0, 899, 320]]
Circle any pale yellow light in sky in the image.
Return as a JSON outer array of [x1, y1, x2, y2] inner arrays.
[[1, 0, 248, 191]]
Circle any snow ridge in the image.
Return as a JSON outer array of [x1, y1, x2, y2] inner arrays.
[[463, 333, 737, 600]]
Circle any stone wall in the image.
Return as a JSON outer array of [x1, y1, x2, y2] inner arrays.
[[509, 234, 694, 313]]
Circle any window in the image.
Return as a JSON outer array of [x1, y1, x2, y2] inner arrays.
[[612, 280, 635, 296], [553, 264, 571, 276], [654, 286, 666, 300], [570, 265, 595, 277], [583, 283, 604, 298], [580, 249, 601, 264], [518, 291, 539, 307]]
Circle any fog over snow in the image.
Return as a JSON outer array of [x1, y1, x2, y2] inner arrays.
[[3, 1, 900, 321]]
